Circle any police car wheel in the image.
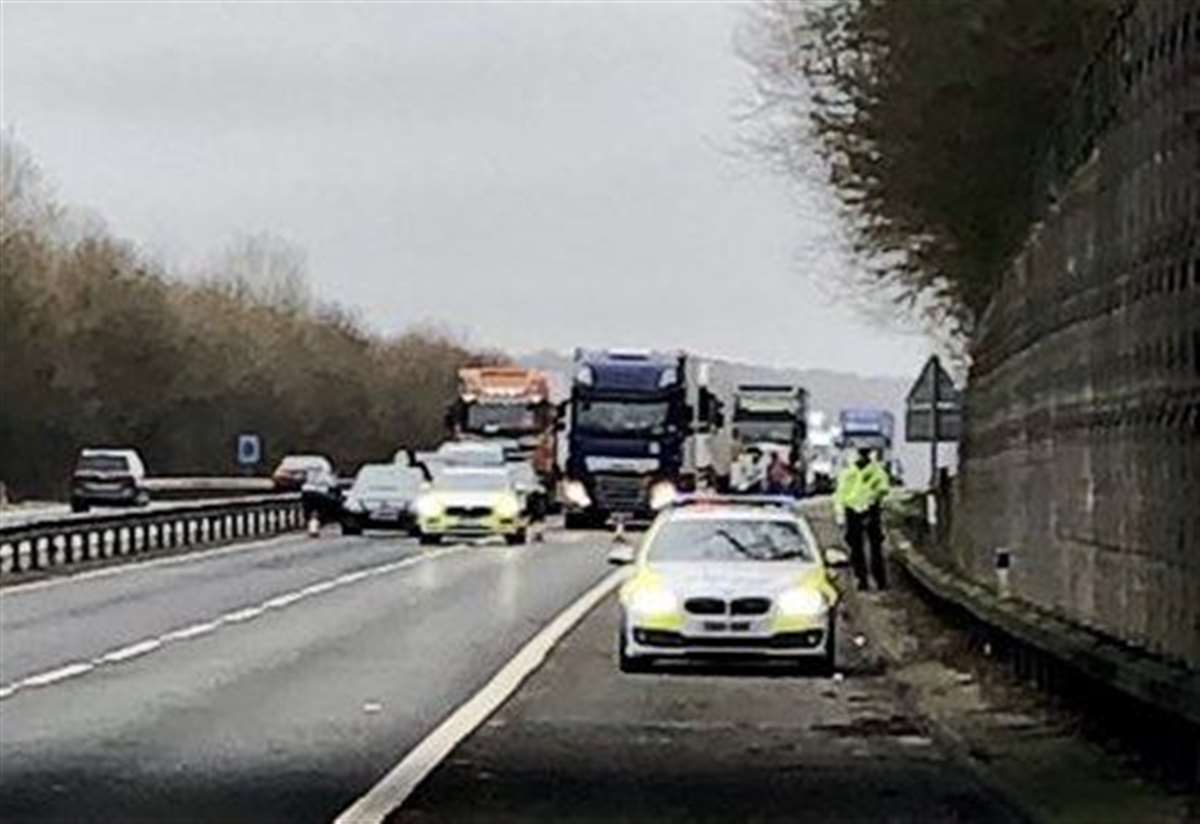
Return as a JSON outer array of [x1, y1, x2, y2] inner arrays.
[[341, 520, 363, 536], [419, 533, 441, 546], [505, 529, 527, 546]]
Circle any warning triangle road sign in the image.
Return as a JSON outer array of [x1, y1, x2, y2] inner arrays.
[[907, 356, 960, 405]]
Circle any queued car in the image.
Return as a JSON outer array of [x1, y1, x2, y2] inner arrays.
[[340, 463, 426, 535], [610, 495, 840, 674], [435, 441, 506, 468], [414, 467, 529, 546], [272, 454, 334, 491], [70, 448, 150, 512]]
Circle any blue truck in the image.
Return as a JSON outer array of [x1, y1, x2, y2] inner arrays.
[[560, 349, 727, 528], [837, 408, 903, 483]]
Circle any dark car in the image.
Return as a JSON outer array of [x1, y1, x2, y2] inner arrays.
[[340, 463, 426, 535], [70, 448, 150, 513]]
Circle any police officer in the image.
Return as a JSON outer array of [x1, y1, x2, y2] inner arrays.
[[834, 446, 891, 590]]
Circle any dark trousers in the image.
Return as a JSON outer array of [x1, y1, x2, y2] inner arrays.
[[845, 504, 887, 590]]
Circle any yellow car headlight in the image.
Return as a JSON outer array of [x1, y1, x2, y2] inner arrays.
[[628, 587, 680, 616], [776, 587, 827, 617], [415, 496, 444, 519], [495, 495, 520, 518]]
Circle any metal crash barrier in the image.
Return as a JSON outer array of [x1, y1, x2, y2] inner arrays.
[[0, 494, 303, 577]]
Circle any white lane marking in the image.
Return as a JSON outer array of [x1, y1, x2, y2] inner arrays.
[[97, 638, 162, 664], [0, 543, 474, 702], [19, 662, 95, 687], [262, 591, 307, 610], [222, 606, 265, 624], [159, 621, 221, 642], [1, 531, 310, 595], [334, 566, 628, 824]]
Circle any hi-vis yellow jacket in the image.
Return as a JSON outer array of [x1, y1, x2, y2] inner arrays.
[[834, 459, 891, 516]]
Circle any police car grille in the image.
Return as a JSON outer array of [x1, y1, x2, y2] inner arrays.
[[446, 506, 492, 518], [730, 597, 772, 616], [684, 597, 726, 615]]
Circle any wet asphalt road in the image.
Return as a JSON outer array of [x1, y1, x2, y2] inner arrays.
[[1, 502, 1027, 823], [0, 526, 613, 823], [393, 589, 1024, 824], [390, 501, 1026, 823]]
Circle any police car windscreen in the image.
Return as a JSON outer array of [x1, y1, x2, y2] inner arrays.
[[649, 519, 814, 563]]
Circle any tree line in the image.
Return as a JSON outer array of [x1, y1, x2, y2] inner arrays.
[[739, 0, 1116, 342], [1, 135, 496, 499]]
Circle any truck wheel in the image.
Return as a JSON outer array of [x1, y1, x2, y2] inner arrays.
[[564, 511, 589, 530], [419, 533, 441, 546], [341, 519, 363, 536], [505, 529, 528, 546]]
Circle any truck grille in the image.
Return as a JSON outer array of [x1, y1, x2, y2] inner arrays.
[[592, 474, 646, 511]]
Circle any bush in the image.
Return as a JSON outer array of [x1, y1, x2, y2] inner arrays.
[[0, 136, 494, 498]]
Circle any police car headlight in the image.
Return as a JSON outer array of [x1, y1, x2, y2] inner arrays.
[[628, 587, 680, 616], [776, 587, 827, 616], [415, 497, 443, 519], [495, 495, 520, 518], [344, 496, 365, 512], [575, 366, 594, 386], [649, 481, 677, 511], [563, 480, 590, 508]]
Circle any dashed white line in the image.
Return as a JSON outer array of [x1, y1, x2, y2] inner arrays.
[[159, 621, 221, 642], [0, 543, 474, 702], [97, 639, 163, 664], [20, 662, 95, 688], [222, 606, 265, 624]]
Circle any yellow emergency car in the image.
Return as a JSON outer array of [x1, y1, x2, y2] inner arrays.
[[415, 467, 529, 545]]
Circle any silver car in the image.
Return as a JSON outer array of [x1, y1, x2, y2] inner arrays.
[[611, 497, 840, 673]]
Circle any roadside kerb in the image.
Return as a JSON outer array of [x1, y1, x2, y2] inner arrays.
[[0, 494, 304, 578], [892, 539, 1200, 730]]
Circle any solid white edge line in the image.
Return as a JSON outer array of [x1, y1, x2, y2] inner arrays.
[[333, 566, 628, 824]]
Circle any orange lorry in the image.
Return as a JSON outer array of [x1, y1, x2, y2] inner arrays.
[[447, 366, 559, 512]]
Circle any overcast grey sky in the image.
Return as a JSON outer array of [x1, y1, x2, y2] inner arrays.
[[2, 1, 933, 377]]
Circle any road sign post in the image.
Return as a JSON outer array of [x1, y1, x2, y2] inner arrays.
[[905, 355, 961, 485]]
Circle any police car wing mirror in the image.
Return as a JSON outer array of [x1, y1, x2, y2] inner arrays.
[[823, 547, 850, 568], [607, 543, 635, 566]]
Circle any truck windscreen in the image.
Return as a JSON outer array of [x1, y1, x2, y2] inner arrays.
[[733, 422, 794, 444], [466, 404, 536, 432], [574, 400, 669, 435]]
